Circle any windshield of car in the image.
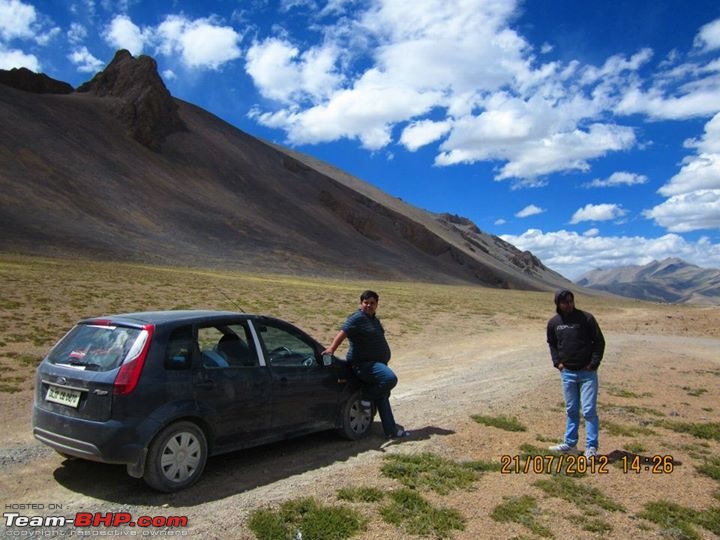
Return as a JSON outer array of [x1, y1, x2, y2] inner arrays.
[[47, 324, 144, 372]]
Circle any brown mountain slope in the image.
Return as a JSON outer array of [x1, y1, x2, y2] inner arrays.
[[0, 51, 571, 290]]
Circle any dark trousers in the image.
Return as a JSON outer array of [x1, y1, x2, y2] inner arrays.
[[353, 361, 398, 437]]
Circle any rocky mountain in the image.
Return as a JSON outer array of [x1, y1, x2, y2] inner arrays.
[[0, 50, 572, 291], [576, 258, 720, 304]]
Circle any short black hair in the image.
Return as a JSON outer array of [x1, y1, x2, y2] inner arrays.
[[557, 290, 574, 303], [360, 290, 379, 302]]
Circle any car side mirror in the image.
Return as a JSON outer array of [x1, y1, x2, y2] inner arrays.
[[321, 353, 333, 366]]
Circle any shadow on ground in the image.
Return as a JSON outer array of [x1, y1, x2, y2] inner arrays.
[[51, 424, 456, 506]]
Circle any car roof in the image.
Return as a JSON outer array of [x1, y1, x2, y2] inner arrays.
[[80, 310, 255, 327]]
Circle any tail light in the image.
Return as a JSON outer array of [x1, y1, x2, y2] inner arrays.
[[113, 324, 155, 395]]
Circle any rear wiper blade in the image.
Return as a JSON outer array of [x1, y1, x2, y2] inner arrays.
[[61, 360, 103, 370]]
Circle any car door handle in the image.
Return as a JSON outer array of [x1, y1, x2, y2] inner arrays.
[[279, 377, 288, 385], [195, 380, 215, 389]]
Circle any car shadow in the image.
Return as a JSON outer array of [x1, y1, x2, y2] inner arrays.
[[51, 423, 456, 505]]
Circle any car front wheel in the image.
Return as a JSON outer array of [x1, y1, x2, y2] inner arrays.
[[337, 390, 374, 440], [143, 421, 208, 492]]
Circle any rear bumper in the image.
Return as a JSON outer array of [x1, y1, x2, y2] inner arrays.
[[32, 405, 146, 466], [34, 426, 103, 460]]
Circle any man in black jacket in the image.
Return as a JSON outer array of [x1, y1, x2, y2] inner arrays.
[[546, 289, 605, 458]]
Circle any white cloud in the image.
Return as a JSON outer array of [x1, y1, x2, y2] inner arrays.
[[103, 14, 242, 70], [245, 39, 300, 102], [616, 85, 720, 120], [643, 189, 720, 232], [68, 46, 104, 73], [570, 203, 626, 224], [515, 204, 544, 218], [586, 171, 648, 188], [494, 218, 507, 225], [659, 152, 720, 196], [656, 112, 720, 196], [640, 112, 720, 233], [501, 228, 720, 279], [466, 123, 636, 183], [0, 0, 36, 41], [694, 18, 720, 53], [34, 26, 60, 46], [245, 38, 341, 102], [68, 22, 87, 45], [251, 69, 442, 149], [104, 14, 146, 56], [584, 228, 600, 237], [579, 48, 653, 86], [246, 0, 699, 183], [248, 0, 545, 153], [171, 19, 242, 69], [400, 119, 452, 151], [0, 46, 38, 70]]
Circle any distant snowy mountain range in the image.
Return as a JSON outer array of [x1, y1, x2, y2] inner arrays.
[[575, 258, 720, 305]]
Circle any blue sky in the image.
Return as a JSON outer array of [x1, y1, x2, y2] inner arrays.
[[2, 0, 720, 279]]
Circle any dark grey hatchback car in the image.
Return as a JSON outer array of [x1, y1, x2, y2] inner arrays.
[[32, 310, 373, 492]]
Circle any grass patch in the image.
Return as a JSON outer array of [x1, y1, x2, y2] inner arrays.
[[660, 421, 720, 441], [682, 386, 708, 397], [470, 414, 527, 432], [603, 420, 655, 437], [379, 488, 465, 538], [638, 501, 720, 539], [623, 442, 646, 454], [490, 495, 552, 538], [462, 459, 503, 473], [248, 497, 367, 540], [606, 384, 652, 398], [0, 381, 23, 393], [336, 486, 385, 503], [573, 514, 613, 534], [381, 453, 480, 494], [8, 353, 41, 367], [533, 475, 625, 512], [519, 443, 549, 457], [696, 456, 720, 482], [601, 403, 665, 417]]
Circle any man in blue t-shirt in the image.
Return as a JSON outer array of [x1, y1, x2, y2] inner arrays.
[[323, 290, 409, 439]]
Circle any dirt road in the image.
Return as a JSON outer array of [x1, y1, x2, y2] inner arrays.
[[2, 325, 719, 539]]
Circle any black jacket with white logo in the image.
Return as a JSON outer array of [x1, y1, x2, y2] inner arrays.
[[547, 308, 605, 370]]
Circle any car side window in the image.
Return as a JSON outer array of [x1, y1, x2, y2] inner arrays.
[[258, 324, 318, 368], [164, 326, 193, 370], [198, 323, 258, 368]]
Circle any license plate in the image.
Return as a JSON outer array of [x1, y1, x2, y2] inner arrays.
[[46, 385, 82, 408]]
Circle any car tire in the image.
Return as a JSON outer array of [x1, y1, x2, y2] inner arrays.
[[337, 390, 374, 440], [143, 421, 208, 492]]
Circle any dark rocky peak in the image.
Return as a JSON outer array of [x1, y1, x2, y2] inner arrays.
[[77, 49, 186, 151], [438, 212, 482, 234], [0, 67, 73, 94]]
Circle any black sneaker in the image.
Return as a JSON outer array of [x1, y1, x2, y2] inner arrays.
[[386, 425, 410, 439]]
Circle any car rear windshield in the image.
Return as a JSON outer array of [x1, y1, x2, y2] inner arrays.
[[47, 324, 145, 372]]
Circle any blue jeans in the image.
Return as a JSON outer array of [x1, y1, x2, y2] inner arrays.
[[353, 362, 398, 437], [560, 369, 599, 449]]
